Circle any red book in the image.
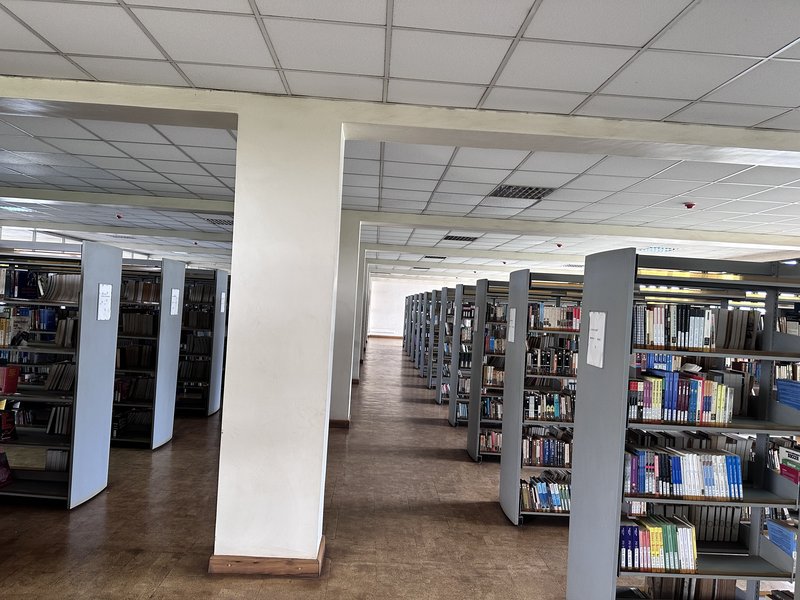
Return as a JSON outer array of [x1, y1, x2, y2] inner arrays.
[[0, 366, 19, 394]]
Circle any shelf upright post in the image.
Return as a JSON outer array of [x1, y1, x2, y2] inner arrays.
[[435, 287, 449, 404], [566, 248, 636, 600], [427, 289, 438, 388], [467, 279, 489, 461], [207, 270, 228, 416], [448, 284, 465, 425]]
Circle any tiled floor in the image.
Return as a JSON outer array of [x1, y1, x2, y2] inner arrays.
[[0, 337, 572, 599]]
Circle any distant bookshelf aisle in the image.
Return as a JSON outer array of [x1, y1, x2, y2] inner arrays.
[[0, 244, 122, 508], [448, 284, 475, 427], [111, 260, 184, 450], [427, 289, 441, 392], [435, 287, 453, 406], [566, 249, 800, 600], [176, 270, 227, 416], [467, 280, 508, 462], [499, 270, 582, 525]]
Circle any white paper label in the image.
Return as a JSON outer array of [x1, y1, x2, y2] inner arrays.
[[170, 288, 180, 316], [507, 307, 516, 343], [587, 311, 606, 369], [97, 283, 113, 321], [220, 291, 226, 313]]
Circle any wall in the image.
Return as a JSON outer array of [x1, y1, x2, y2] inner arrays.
[[367, 277, 462, 336]]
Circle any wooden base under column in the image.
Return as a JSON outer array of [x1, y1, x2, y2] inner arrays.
[[208, 536, 326, 577]]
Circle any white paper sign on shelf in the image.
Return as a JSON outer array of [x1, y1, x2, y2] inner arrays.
[[507, 307, 516, 343], [97, 283, 113, 321], [170, 288, 180, 316], [220, 291, 226, 313], [587, 311, 606, 369]]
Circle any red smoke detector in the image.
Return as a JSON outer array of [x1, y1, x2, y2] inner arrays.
[[684, 202, 695, 209]]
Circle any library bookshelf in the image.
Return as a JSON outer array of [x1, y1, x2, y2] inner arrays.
[[566, 249, 800, 600], [427, 289, 441, 390], [0, 243, 122, 508], [111, 259, 184, 450], [448, 284, 476, 427], [435, 287, 453, 405]]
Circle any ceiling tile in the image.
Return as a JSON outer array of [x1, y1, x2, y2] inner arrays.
[[285, 71, 383, 101], [343, 174, 379, 187], [4, 1, 162, 58], [203, 164, 236, 178], [381, 189, 431, 201], [255, 0, 385, 24], [0, 50, 89, 80], [1, 116, 95, 139], [391, 30, 511, 84], [111, 141, 190, 161], [429, 193, 483, 206], [141, 159, 206, 175], [624, 179, 703, 195], [598, 192, 671, 206], [178, 146, 236, 165], [265, 19, 384, 75], [153, 125, 236, 149], [425, 203, 472, 215], [387, 80, 484, 108], [706, 61, 800, 108], [382, 176, 437, 191], [690, 182, 770, 199], [565, 174, 640, 191], [575, 95, 689, 120], [73, 57, 187, 87], [133, 9, 273, 67], [545, 189, 613, 202], [742, 187, 800, 203], [13, 152, 89, 167], [521, 151, 604, 173], [722, 166, 800, 186], [482, 88, 587, 113], [653, 160, 751, 181], [437, 181, 496, 195], [712, 199, 786, 214], [108, 169, 170, 183], [167, 173, 222, 186], [135, 181, 191, 193], [498, 41, 635, 92], [344, 141, 381, 160], [0, 9, 50, 51], [534, 200, 590, 211], [667, 102, 786, 127], [589, 156, 678, 178], [652, 0, 800, 57], [179, 64, 285, 94], [382, 143, 454, 164], [76, 120, 168, 143], [755, 109, 800, 131], [452, 147, 529, 169], [504, 171, 576, 187], [79, 156, 150, 171], [129, 0, 253, 12], [380, 199, 427, 211], [383, 161, 445, 179], [602, 51, 757, 100], [393, 0, 533, 36], [446, 166, 510, 184], [42, 138, 127, 157], [0, 135, 59, 153], [525, 0, 690, 46]]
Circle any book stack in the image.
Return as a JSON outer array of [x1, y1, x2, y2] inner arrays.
[[45, 449, 69, 471], [632, 303, 761, 351], [456, 403, 468, 420], [484, 335, 506, 354], [114, 376, 155, 403], [186, 282, 214, 303], [480, 397, 502, 420], [178, 361, 210, 382], [44, 363, 76, 392], [46, 405, 71, 435], [487, 303, 507, 322], [528, 303, 581, 331], [624, 447, 743, 501], [767, 441, 800, 484], [183, 309, 212, 329], [524, 391, 574, 422], [479, 429, 501, 453], [627, 374, 734, 426], [519, 469, 571, 513], [53, 317, 78, 348], [482, 365, 504, 386], [121, 280, 159, 304], [522, 431, 572, 468], [120, 312, 157, 336], [619, 515, 697, 573], [40, 273, 81, 304]]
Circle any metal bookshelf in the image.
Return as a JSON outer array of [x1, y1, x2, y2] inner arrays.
[[0, 243, 122, 508], [500, 269, 582, 525], [111, 259, 185, 450], [448, 284, 476, 427], [566, 248, 800, 600], [435, 287, 453, 405], [467, 279, 509, 462], [427, 289, 441, 389]]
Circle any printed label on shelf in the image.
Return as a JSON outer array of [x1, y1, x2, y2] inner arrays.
[[508, 308, 516, 343], [97, 283, 113, 321], [220, 291, 226, 313], [170, 288, 180, 316], [587, 310, 606, 369]]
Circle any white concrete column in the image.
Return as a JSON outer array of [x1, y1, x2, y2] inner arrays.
[[329, 212, 360, 424], [351, 245, 367, 382], [211, 104, 342, 570]]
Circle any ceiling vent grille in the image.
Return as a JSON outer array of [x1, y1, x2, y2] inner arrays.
[[639, 246, 676, 254], [205, 217, 234, 226], [489, 185, 555, 200], [442, 235, 478, 242], [109, 234, 135, 239], [422, 255, 447, 260], [412, 266, 430, 270], [562, 264, 584, 268]]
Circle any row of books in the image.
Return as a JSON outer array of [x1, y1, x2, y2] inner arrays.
[[114, 376, 155, 403], [767, 440, 800, 484], [183, 310, 212, 330], [462, 306, 475, 320], [627, 373, 735, 426], [526, 347, 578, 376], [482, 365, 504, 386], [486, 303, 508, 323], [646, 578, 737, 600], [624, 446, 743, 500], [528, 303, 581, 331], [460, 328, 472, 343], [45, 448, 69, 471], [53, 317, 78, 348], [637, 504, 743, 544], [455, 403, 468, 420], [185, 282, 214, 304], [524, 391, 574, 422], [776, 363, 800, 381], [484, 335, 506, 355], [0, 271, 80, 304], [45, 362, 76, 392], [458, 354, 472, 369], [121, 280, 160, 304], [479, 429, 501, 453], [528, 334, 578, 352], [632, 303, 760, 351], [522, 425, 572, 467], [46, 405, 71, 435], [116, 344, 155, 370], [480, 397, 502, 420], [458, 377, 470, 396], [41, 273, 81, 304], [8, 307, 58, 332], [111, 407, 152, 439], [120, 312, 157, 336], [619, 515, 697, 573], [178, 361, 210, 381], [519, 469, 571, 513]]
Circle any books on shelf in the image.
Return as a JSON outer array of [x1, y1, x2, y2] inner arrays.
[[185, 282, 214, 304], [486, 303, 508, 323], [114, 376, 155, 403], [524, 391, 574, 422], [479, 429, 501, 453], [619, 515, 697, 574], [45, 448, 69, 471], [520, 469, 571, 513], [528, 303, 580, 331], [632, 303, 761, 352], [481, 397, 502, 420], [46, 405, 71, 435], [627, 372, 734, 426], [522, 425, 572, 467], [484, 334, 506, 354], [482, 365, 504, 386], [456, 403, 468, 420], [121, 280, 159, 304], [623, 446, 743, 501], [116, 342, 155, 370], [44, 362, 76, 392], [120, 312, 157, 336]]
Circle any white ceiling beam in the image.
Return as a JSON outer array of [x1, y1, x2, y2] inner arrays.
[[363, 243, 583, 263], [349, 210, 800, 252], [368, 258, 552, 274], [0, 187, 233, 215], [0, 219, 232, 242]]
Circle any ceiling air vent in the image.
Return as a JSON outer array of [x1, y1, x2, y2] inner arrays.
[[412, 266, 430, 270], [205, 217, 234, 226], [639, 246, 676, 254], [422, 255, 447, 260], [110, 234, 135, 239], [562, 264, 584, 268], [489, 185, 556, 200], [442, 235, 478, 242]]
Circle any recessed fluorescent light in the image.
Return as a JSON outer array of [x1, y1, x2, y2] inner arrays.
[[782, 260, 798, 265], [0, 206, 34, 213]]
